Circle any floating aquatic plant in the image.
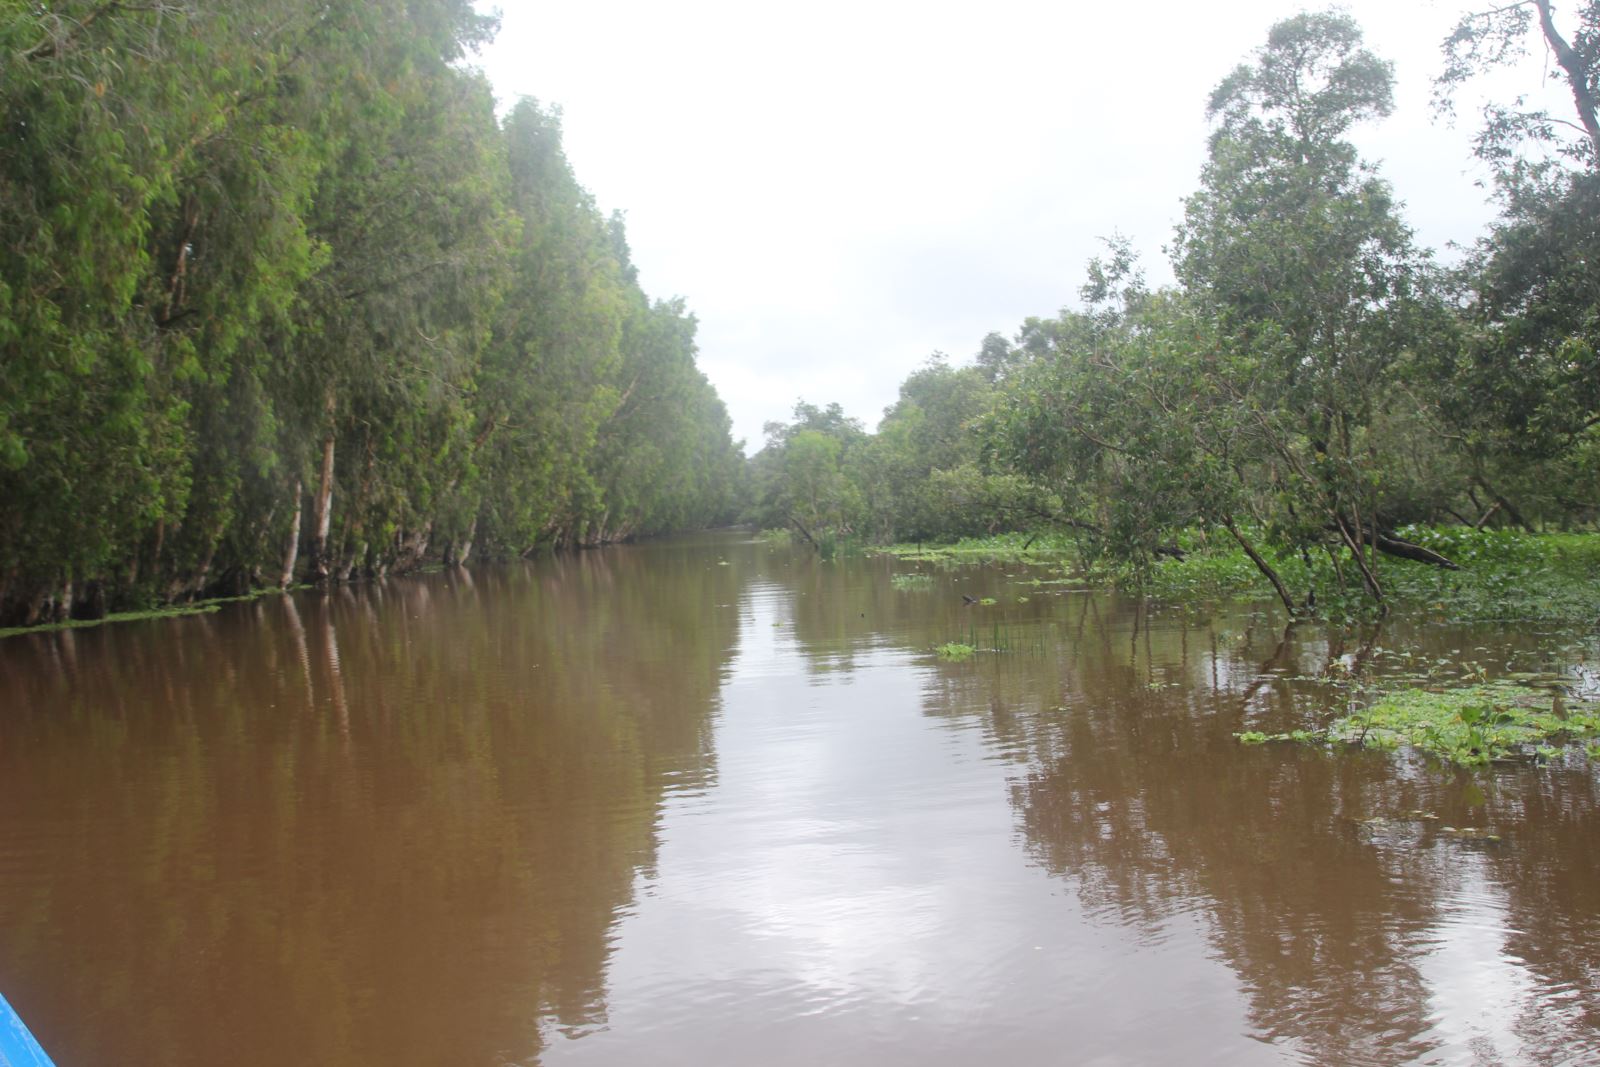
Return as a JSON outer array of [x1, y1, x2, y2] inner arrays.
[[1237, 683, 1600, 769]]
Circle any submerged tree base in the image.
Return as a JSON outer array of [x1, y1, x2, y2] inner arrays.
[[1239, 683, 1600, 768]]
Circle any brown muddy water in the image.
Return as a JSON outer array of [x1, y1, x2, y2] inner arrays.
[[1, 532, 1597, 1066]]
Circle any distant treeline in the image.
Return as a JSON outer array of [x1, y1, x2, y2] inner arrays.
[[748, 10, 1600, 612], [1, 0, 744, 625]]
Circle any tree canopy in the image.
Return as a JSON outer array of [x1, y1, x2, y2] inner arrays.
[[0, 1, 742, 625], [747, 9, 1598, 612]]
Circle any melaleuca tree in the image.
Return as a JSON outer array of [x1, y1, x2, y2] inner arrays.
[[584, 296, 742, 543], [0, 0, 332, 618], [0, 0, 762, 621], [276, 0, 508, 580], [1172, 12, 1451, 605], [471, 100, 631, 553]]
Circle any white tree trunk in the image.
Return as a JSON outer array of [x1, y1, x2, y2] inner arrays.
[[311, 432, 335, 579], [279, 478, 302, 589]]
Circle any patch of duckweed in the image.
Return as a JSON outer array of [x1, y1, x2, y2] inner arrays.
[[890, 572, 936, 591], [1339, 684, 1599, 766], [935, 642, 977, 662], [1237, 683, 1600, 768]]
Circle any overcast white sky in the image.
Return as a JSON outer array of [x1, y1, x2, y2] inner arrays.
[[474, 1, 1564, 451]]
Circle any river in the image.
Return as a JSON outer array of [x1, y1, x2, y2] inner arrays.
[[1, 531, 1596, 1065]]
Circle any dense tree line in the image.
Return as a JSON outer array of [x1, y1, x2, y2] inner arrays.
[[1, 0, 743, 625], [750, 7, 1600, 610]]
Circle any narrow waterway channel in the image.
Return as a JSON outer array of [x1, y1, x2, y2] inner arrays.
[[1, 532, 1596, 1065]]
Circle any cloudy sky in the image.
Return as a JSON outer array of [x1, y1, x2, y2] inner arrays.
[[474, 1, 1562, 451]]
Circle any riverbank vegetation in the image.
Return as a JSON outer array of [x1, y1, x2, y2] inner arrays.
[[1147, 526, 1600, 623], [881, 526, 1600, 623], [2, 0, 742, 626], [747, 9, 1600, 620]]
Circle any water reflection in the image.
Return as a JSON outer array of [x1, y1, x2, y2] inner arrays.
[[0, 541, 742, 1066], [964, 603, 1600, 1064], [0, 536, 1596, 1065]]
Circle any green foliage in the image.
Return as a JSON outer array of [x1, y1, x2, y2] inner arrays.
[[747, 357, 1022, 550], [1237, 682, 1600, 768], [740, 12, 1600, 598], [889, 573, 935, 591], [934, 642, 976, 662], [878, 530, 1077, 564], [1331, 684, 1600, 767], [19, 5, 1590, 625], [1430, 3, 1600, 529], [0, 3, 740, 623], [873, 13, 1599, 615], [1148, 527, 1600, 622], [1235, 729, 1323, 746], [1435, 0, 1600, 169]]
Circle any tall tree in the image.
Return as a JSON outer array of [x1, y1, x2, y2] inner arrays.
[[1434, 1, 1600, 526], [1173, 11, 1448, 605]]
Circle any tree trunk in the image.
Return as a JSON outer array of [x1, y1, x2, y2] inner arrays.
[[279, 478, 302, 590], [311, 431, 335, 580], [1326, 524, 1462, 568], [190, 544, 215, 598], [789, 515, 820, 548], [453, 517, 477, 567], [1335, 514, 1385, 606], [1476, 476, 1533, 532], [23, 586, 49, 628], [395, 522, 432, 571], [76, 580, 108, 621], [338, 545, 361, 583], [151, 519, 166, 579], [1535, 0, 1600, 159], [1222, 516, 1297, 615], [1371, 529, 1459, 569]]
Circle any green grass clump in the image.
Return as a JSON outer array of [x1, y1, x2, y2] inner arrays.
[[890, 572, 936, 591], [877, 530, 1077, 564], [935, 642, 977, 661], [1335, 684, 1599, 766], [1236, 682, 1600, 768], [1146, 538, 1264, 600], [1236, 729, 1323, 746]]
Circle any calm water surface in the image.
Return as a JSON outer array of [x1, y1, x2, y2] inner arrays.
[[1, 533, 1597, 1065]]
